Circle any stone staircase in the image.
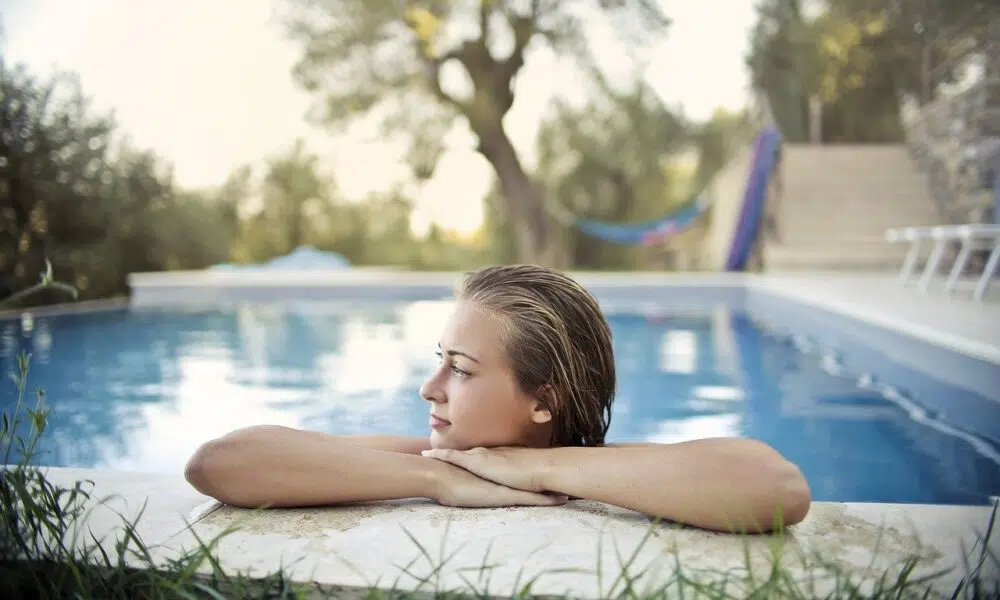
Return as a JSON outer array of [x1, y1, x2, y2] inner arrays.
[[764, 144, 945, 271]]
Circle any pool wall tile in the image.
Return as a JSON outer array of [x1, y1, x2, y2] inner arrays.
[[745, 288, 1000, 446]]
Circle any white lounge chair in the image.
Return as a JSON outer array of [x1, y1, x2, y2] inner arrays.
[[885, 226, 935, 285], [886, 224, 1000, 301]]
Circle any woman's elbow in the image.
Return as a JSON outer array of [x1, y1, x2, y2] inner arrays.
[[743, 439, 811, 528], [759, 444, 811, 527], [184, 440, 224, 497], [184, 436, 255, 507], [776, 461, 811, 526]]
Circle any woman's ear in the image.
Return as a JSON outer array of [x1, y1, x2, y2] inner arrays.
[[531, 384, 556, 424]]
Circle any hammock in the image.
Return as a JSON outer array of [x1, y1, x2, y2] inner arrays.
[[558, 194, 709, 246], [556, 127, 779, 250]]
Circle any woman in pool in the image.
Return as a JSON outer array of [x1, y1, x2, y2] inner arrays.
[[185, 265, 811, 533]]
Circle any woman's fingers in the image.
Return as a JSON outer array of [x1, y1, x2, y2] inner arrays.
[[504, 488, 568, 506]]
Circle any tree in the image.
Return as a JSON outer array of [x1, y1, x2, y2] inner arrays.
[[0, 58, 118, 298], [826, 0, 993, 103], [746, 0, 815, 142], [1, 52, 236, 301], [281, 0, 670, 266], [484, 72, 691, 270], [688, 108, 752, 193], [260, 139, 333, 256], [746, 0, 996, 143]]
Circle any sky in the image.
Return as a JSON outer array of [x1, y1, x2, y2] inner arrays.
[[1, 0, 757, 234]]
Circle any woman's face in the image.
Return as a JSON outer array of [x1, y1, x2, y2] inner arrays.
[[419, 300, 552, 450]]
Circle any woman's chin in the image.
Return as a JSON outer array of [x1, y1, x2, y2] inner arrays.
[[429, 431, 458, 450], [429, 431, 481, 451]]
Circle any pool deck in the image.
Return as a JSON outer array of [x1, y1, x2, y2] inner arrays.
[[39, 467, 999, 598], [749, 272, 1000, 364], [10, 270, 1000, 596]]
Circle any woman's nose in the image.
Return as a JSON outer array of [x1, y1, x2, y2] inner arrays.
[[419, 373, 445, 404]]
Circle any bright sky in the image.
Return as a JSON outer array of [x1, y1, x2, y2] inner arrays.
[[1, 0, 755, 234]]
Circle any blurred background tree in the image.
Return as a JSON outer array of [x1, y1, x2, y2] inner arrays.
[[281, 0, 672, 267]]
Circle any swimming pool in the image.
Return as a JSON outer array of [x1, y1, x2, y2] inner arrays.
[[2, 296, 999, 505]]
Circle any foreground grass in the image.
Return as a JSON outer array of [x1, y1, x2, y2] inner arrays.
[[2, 344, 999, 597]]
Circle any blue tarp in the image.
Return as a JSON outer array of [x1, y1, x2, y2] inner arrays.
[[211, 246, 351, 271]]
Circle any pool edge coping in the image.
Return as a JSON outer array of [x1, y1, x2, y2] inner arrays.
[[743, 276, 1000, 366], [10, 270, 996, 367], [23, 466, 1000, 599]]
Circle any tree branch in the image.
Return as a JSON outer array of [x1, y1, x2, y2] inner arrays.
[[479, 0, 492, 45], [400, 3, 476, 116], [422, 49, 471, 115], [490, 0, 545, 116]]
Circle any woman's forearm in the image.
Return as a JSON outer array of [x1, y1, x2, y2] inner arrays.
[[537, 438, 811, 533], [184, 426, 440, 508]]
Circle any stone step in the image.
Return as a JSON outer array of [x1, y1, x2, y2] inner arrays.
[[783, 181, 933, 195], [782, 164, 926, 182], [779, 228, 928, 246], [764, 244, 909, 271], [779, 202, 938, 217], [779, 204, 939, 220], [765, 143, 950, 271], [783, 144, 916, 159], [783, 159, 919, 175], [783, 184, 933, 198], [778, 215, 940, 230], [782, 160, 925, 173], [771, 233, 908, 248]]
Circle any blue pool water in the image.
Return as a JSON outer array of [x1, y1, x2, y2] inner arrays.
[[1, 300, 999, 505]]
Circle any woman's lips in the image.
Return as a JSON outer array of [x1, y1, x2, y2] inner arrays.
[[429, 414, 451, 429]]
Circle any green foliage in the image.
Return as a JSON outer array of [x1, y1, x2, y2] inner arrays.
[[689, 108, 754, 194], [223, 144, 486, 271], [0, 56, 232, 302], [746, 0, 998, 144]]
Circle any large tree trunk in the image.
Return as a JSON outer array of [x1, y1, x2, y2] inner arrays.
[[476, 123, 562, 267]]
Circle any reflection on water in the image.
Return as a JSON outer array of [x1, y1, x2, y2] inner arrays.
[[0, 302, 452, 474], [1, 301, 999, 505]]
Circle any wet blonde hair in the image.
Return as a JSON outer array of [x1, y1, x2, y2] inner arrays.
[[456, 264, 615, 447]]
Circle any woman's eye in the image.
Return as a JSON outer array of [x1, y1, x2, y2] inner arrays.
[[435, 352, 469, 377]]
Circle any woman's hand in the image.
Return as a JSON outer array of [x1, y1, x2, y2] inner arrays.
[[431, 457, 565, 508], [423, 447, 547, 493]]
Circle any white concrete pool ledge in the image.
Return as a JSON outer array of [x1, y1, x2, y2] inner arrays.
[[127, 269, 1000, 365], [41, 467, 999, 598]]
